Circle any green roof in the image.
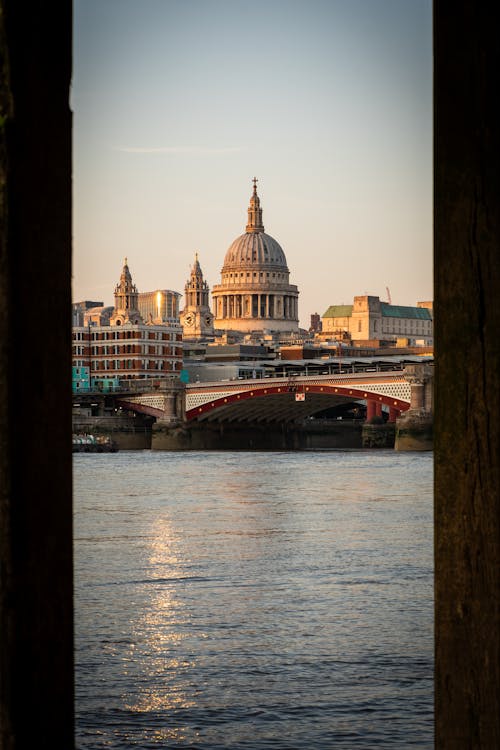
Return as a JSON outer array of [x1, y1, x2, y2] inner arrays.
[[322, 305, 353, 318], [380, 303, 432, 320]]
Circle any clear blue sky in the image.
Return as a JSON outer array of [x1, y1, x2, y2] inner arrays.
[[72, 0, 432, 328]]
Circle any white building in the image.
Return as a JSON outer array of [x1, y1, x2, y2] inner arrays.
[[321, 296, 433, 346]]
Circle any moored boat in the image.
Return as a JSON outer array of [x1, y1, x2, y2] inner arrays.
[[72, 434, 118, 453]]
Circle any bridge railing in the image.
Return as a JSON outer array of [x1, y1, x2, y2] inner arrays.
[[185, 369, 410, 390], [73, 376, 181, 396]]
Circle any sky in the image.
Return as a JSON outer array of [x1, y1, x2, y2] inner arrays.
[[72, 0, 433, 329]]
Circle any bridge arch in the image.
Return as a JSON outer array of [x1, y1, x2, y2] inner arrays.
[[185, 380, 410, 424]]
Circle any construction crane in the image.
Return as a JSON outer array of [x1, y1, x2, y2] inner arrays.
[[386, 286, 392, 305]]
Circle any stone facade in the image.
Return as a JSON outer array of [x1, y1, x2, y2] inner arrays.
[[180, 253, 215, 339], [321, 295, 433, 345], [211, 179, 299, 334]]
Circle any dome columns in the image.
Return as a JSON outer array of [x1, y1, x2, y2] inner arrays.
[[212, 289, 298, 329]]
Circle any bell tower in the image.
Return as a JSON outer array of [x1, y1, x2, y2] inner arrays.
[[110, 258, 143, 326], [180, 253, 215, 339]]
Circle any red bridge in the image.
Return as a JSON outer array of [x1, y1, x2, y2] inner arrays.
[[116, 364, 432, 425], [184, 371, 412, 423]]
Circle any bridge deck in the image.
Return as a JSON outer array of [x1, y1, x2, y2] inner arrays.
[[186, 371, 411, 423]]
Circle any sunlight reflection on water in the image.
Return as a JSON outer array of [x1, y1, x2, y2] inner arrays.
[[74, 450, 433, 749]]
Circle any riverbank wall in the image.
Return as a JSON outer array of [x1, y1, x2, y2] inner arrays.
[[72, 414, 432, 452], [395, 412, 433, 451], [72, 415, 153, 450], [152, 419, 364, 451], [361, 422, 396, 449]]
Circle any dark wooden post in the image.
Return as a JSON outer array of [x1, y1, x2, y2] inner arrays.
[[435, 3, 500, 747], [0, 2, 74, 748], [1, 2, 499, 748]]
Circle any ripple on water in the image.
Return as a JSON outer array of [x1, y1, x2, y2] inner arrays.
[[74, 450, 433, 749]]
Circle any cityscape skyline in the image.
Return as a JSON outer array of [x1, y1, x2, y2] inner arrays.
[[72, 0, 433, 328]]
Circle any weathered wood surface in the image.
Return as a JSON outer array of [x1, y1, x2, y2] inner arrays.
[[435, 3, 500, 747], [0, 2, 74, 747]]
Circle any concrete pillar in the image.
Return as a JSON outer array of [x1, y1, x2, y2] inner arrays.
[[410, 381, 425, 410], [161, 392, 177, 422]]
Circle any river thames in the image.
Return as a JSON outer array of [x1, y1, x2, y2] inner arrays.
[[74, 450, 433, 749]]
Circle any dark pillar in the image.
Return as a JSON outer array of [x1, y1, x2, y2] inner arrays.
[[0, 2, 74, 748], [435, 3, 500, 747]]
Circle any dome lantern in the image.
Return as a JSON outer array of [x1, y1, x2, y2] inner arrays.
[[245, 177, 265, 233]]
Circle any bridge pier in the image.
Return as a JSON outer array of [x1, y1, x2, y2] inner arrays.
[[156, 387, 184, 425], [395, 364, 434, 451], [117, 380, 186, 425]]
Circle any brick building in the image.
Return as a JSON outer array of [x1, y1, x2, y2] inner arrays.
[[72, 259, 182, 388]]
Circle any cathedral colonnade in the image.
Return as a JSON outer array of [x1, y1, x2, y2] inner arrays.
[[214, 292, 298, 323], [211, 179, 299, 334]]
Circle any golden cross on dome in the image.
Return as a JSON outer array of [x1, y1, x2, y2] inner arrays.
[[252, 176, 258, 191]]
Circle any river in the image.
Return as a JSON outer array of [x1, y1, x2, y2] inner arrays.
[[74, 450, 433, 749]]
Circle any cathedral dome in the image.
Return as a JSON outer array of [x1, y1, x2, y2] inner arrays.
[[221, 178, 289, 273], [212, 178, 299, 334], [222, 231, 288, 272]]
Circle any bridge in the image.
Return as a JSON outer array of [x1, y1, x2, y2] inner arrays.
[[115, 363, 433, 425], [184, 371, 410, 423]]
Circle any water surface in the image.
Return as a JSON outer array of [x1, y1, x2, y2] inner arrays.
[[74, 450, 433, 748]]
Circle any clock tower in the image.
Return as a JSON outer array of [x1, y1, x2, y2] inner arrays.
[[180, 253, 215, 339]]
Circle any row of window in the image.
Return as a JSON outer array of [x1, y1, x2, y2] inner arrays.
[[73, 363, 182, 374], [72, 345, 181, 356], [223, 271, 286, 282], [73, 330, 181, 341], [327, 319, 432, 333], [89, 360, 176, 371]]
